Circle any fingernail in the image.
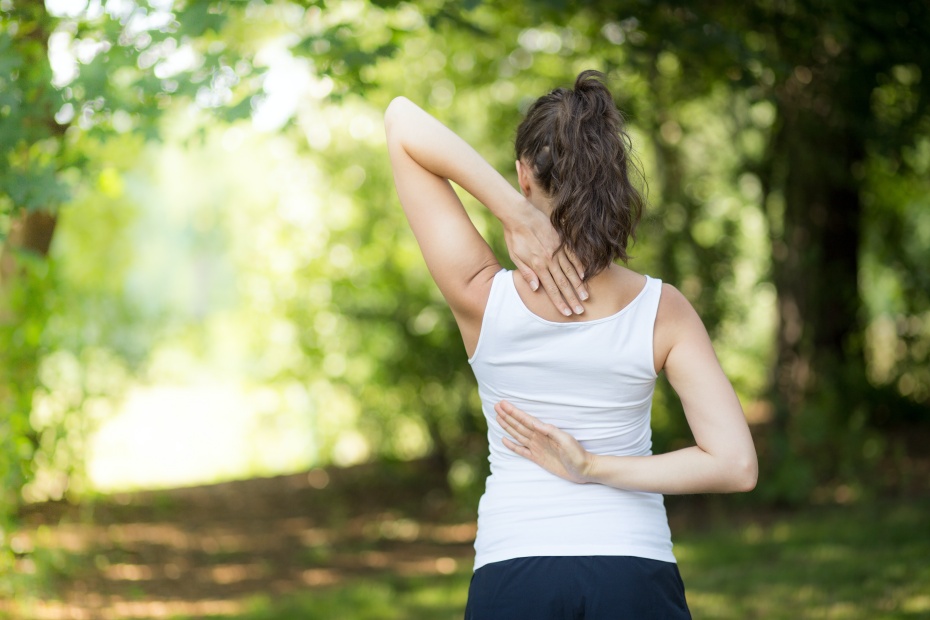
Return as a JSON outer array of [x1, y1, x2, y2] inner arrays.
[[562, 308, 572, 317], [580, 291, 589, 301], [574, 305, 584, 314], [531, 280, 538, 291]]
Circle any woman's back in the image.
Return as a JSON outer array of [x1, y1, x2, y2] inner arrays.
[[468, 268, 675, 571]]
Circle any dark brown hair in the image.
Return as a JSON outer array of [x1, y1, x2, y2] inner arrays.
[[515, 69, 645, 278]]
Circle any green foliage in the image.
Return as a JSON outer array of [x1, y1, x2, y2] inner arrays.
[[0, 2, 254, 226], [0, 254, 54, 597], [0, 0, 267, 599], [1, 6, 929, 607]]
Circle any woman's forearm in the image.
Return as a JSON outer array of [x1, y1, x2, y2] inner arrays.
[[496, 399, 757, 495], [384, 96, 533, 229], [583, 446, 758, 495]]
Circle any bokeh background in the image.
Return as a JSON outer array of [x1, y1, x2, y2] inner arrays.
[[1, 1, 928, 618]]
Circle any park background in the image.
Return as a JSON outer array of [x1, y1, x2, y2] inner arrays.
[[1, 0, 929, 618]]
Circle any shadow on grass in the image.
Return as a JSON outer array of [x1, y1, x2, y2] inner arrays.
[[8, 460, 474, 619]]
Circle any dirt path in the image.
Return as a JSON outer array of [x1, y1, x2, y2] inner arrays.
[[10, 461, 476, 619], [9, 426, 929, 619]]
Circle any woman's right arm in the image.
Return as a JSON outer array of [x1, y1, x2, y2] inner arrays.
[[384, 95, 505, 334], [384, 97, 587, 319]]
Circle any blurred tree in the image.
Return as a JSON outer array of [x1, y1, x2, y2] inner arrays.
[[274, 0, 930, 498], [698, 0, 929, 492], [0, 0, 261, 595], [425, 0, 930, 497]]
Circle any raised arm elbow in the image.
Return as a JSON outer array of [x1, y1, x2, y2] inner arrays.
[[384, 96, 413, 137]]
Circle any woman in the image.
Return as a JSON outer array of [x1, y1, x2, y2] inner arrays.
[[384, 70, 757, 619]]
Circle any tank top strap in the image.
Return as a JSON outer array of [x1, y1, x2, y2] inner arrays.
[[487, 268, 512, 313], [468, 268, 510, 364], [625, 275, 663, 377], [637, 276, 663, 322]]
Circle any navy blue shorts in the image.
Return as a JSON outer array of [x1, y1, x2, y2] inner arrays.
[[464, 556, 691, 619]]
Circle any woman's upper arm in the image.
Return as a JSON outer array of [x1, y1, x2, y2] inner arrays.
[[384, 100, 500, 324], [655, 284, 758, 477]]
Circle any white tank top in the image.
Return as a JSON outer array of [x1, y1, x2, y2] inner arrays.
[[468, 269, 675, 570]]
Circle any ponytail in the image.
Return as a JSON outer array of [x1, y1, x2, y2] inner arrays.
[[515, 70, 645, 277]]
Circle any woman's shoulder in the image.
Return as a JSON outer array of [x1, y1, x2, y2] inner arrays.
[[653, 281, 707, 372], [655, 281, 696, 320]]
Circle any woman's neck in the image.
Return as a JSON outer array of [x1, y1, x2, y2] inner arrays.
[[529, 197, 553, 217]]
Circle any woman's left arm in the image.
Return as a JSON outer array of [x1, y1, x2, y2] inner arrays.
[[496, 284, 758, 494], [497, 400, 757, 494]]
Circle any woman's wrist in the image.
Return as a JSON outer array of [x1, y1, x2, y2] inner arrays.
[[497, 194, 536, 230], [580, 452, 601, 484]]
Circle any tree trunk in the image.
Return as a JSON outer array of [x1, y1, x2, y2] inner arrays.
[[0, 209, 57, 282], [765, 64, 872, 479]]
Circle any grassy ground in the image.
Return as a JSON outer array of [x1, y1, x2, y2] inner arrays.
[[676, 498, 930, 618], [7, 460, 930, 619], [180, 498, 930, 620]]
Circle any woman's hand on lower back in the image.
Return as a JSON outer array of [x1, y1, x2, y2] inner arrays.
[[503, 204, 588, 317], [495, 400, 592, 484]]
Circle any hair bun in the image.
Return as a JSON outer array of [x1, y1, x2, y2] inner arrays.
[[574, 69, 609, 92], [573, 70, 615, 118]]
